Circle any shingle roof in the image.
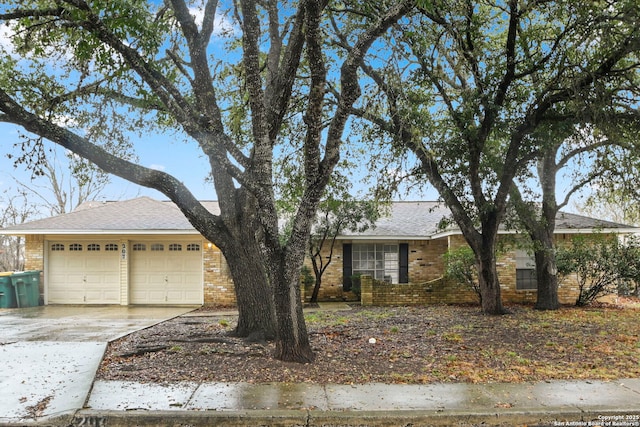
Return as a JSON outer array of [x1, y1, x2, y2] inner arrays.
[[553, 211, 632, 230], [0, 197, 217, 234], [0, 197, 635, 237], [340, 201, 452, 237]]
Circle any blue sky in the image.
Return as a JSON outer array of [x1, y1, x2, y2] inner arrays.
[[0, 1, 598, 222], [0, 122, 216, 203], [0, 118, 441, 219]]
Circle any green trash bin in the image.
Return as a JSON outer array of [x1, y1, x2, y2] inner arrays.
[[0, 272, 17, 308], [11, 271, 41, 308]]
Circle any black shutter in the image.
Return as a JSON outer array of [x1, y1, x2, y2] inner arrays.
[[343, 243, 352, 291], [399, 243, 409, 283]]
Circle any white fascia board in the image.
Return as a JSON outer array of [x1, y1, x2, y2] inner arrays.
[[427, 230, 462, 239], [430, 228, 639, 240], [552, 228, 639, 235], [337, 235, 433, 241], [493, 228, 639, 235]]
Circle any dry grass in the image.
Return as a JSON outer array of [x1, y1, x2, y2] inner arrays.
[[98, 302, 640, 384]]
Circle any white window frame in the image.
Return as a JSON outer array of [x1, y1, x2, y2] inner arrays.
[[352, 243, 399, 284], [515, 249, 537, 290]]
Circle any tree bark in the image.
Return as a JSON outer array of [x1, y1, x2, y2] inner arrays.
[[310, 277, 321, 304], [533, 235, 560, 310], [309, 253, 323, 303], [223, 239, 276, 340], [476, 233, 508, 315], [271, 253, 314, 363], [511, 147, 562, 311]]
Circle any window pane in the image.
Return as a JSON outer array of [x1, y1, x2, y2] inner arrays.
[[516, 269, 537, 290], [352, 243, 400, 284], [515, 249, 535, 269]]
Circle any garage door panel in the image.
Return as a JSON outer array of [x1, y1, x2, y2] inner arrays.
[[85, 289, 120, 303], [67, 259, 85, 269], [130, 241, 202, 305], [47, 241, 121, 305], [49, 288, 84, 304]]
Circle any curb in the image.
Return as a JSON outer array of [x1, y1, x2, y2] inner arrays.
[[69, 408, 640, 427]]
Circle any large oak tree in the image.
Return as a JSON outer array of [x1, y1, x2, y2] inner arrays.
[[0, 0, 412, 361], [354, 0, 640, 314]]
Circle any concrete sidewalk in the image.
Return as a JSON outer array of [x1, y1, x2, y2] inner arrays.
[[0, 306, 196, 426], [77, 378, 640, 427]]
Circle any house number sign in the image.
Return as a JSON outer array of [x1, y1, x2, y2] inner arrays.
[[121, 243, 127, 260]]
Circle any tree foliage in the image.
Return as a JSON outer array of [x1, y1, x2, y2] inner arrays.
[[443, 246, 480, 304], [556, 235, 640, 306], [0, 0, 412, 362], [352, 0, 640, 314]]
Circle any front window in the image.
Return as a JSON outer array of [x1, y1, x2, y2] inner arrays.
[[516, 249, 537, 290], [352, 243, 399, 283]]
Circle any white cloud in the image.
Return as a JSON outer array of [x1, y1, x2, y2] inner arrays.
[[52, 115, 81, 129], [149, 164, 166, 171], [0, 22, 18, 59], [0, 21, 73, 62], [188, 7, 237, 37]]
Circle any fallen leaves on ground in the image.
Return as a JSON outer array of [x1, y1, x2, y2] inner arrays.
[[26, 395, 52, 419], [97, 303, 640, 385]]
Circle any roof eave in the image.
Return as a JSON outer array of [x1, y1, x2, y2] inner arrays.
[[338, 235, 433, 241], [0, 229, 202, 236]]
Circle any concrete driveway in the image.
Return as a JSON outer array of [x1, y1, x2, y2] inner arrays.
[[0, 305, 195, 425]]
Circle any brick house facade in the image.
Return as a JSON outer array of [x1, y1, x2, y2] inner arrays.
[[5, 198, 636, 307]]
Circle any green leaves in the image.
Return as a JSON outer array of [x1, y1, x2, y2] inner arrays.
[[556, 235, 640, 306]]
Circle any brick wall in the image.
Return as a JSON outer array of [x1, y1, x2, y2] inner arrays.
[[19, 232, 609, 308], [356, 234, 600, 307], [24, 235, 44, 271], [360, 275, 479, 306], [202, 242, 236, 306], [408, 239, 448, 282], [305, 239, 449, 303], [24, 235, 44, 304]]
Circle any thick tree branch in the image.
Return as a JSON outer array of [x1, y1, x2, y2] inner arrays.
[[0, 88, 227, 242]]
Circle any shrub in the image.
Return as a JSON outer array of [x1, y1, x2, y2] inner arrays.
[[300, 265, 315, 287], [556, 235, 640, 306], [443, 247, 481, 304], [350, 274, 362, 298]]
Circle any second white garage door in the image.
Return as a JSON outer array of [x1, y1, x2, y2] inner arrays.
[[129, 241, 203, 305]]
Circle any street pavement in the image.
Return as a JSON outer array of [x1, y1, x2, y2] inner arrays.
[[0, 305, 195, 426]]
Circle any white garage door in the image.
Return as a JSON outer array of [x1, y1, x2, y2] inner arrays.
[[129, 241, 203, 305], [48, 241, 121, 304]]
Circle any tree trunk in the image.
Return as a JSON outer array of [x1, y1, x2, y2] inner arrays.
[[533, 230, 560, 310], [222, 239, 277, 340], [475, 233, 508, 315], [310, 257, 322, 303], [310, 277, 321, 304], [271, 254, 315, 363], [510, 159, 562, 311]]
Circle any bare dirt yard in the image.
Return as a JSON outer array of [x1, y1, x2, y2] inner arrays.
[[97, 301, 640, 384]]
